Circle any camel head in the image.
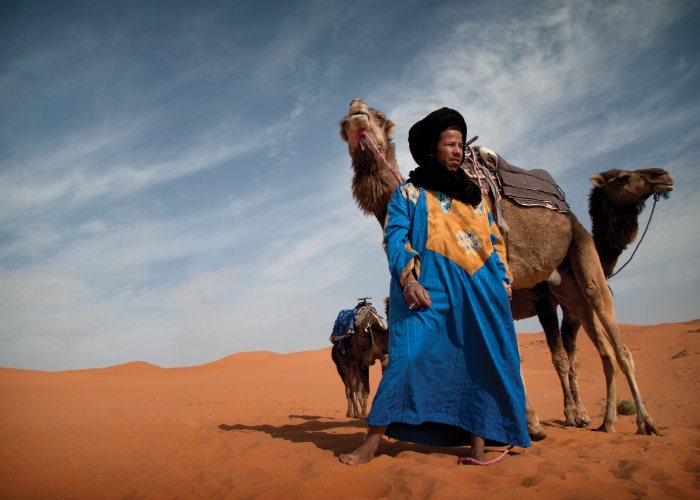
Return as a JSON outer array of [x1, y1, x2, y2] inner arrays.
[[589, 168, 675, 268], [339, 98, 402, 227], [339, 98, 397, 159], [589, 168, 674, 206]]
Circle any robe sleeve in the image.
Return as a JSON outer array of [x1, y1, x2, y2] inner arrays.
[[488, 211, 513, 285], [383, 186, 421, 287]]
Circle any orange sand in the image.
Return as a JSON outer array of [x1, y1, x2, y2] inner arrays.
[[2, 320, 700, 499]]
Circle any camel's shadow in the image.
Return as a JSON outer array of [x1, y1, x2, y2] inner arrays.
[[218, 415, 507, 459]]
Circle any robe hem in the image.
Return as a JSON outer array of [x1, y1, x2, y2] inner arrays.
[[365, 414, 531, 449]]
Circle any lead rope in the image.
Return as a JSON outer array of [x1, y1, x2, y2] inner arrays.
[[455, 445, 514, 466], [355, 128, 403, 185], [606, 193, 662, 280]]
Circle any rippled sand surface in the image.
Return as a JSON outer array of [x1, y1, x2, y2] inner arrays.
[[2, 319, 699, 499]]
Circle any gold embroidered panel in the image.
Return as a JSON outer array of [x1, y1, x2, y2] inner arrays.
[[400, 183, 420, 204], [425, 190, 494, 276]]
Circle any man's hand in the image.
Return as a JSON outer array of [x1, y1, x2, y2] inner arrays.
[[505, 284, 512, 302], [404, 282, 431, 309], [404, 271, 431, 309]]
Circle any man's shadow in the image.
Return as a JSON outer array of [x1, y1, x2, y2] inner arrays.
[[219, 415, 497, 459]]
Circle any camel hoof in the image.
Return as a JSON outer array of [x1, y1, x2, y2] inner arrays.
[[528, 427, 547, 442], [636, 417, 661, 436], [593, 422, 615, 433]]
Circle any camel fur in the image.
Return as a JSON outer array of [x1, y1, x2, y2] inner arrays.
[[339, 98, 661, 437]]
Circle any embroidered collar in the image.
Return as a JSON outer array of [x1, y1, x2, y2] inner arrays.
[[435, 190, 453, 213]]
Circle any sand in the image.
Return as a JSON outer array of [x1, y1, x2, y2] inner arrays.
[[2, 320, 700, 499]]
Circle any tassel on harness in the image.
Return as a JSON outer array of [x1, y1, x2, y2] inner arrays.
[[464, 147, 510, 231]]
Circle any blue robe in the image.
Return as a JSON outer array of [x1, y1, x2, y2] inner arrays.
[[365, 183, 530, 448]]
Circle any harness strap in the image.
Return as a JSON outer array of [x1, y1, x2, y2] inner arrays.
[[607, 193, 661, 280]]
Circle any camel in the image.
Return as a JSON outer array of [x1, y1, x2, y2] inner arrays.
[[338, 98, 660, 438], [504, 166, 674, 428], [331, 298, 389, 419]]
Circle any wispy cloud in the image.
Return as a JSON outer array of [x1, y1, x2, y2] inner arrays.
[[373, 0, 692, 174], [0, 120, 258, 221], [252, 0, 345, 84]]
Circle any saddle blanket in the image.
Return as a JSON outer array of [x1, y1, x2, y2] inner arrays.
[[329, 304, 384, 355]]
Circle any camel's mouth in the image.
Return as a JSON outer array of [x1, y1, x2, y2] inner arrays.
[[347, 112, 370, 131], [653, 184, 674, 193]]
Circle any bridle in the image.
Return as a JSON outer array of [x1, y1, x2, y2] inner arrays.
[[354, 127, 403, 185]]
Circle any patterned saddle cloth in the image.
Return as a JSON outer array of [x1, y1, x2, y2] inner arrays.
[[330, 303, 385, 355], [464, 149, 569, 213]]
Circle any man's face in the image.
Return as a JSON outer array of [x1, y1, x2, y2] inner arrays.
[[434, 129, 463, 172]]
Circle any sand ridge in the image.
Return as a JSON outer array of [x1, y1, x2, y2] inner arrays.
[[1, 320, 700, 499]]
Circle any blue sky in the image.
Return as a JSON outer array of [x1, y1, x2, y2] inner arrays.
[[1, 0, 698, 371]]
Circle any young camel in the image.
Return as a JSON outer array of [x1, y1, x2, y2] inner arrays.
[[339, 98, 659, 437], [331, 300, 389, 419]]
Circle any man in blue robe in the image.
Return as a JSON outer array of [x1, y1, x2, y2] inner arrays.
[[340, 108, 530, 466]]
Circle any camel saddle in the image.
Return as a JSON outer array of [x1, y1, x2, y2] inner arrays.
[[464, 150, 569, 213], [330, 303, 385, 355]]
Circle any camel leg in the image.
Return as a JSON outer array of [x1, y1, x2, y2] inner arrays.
[[560, 307, 589, 427], [343, 359, 360, 418], [347, 373, 360, 419], [332, 347, 355, 418], [360, 364, 370, 419], [581, 314, 619, 432], [351, 364, 364, 419], [516, 341, 547, 441], [569, 220, 658, 435], [533, 284, 578, 427], [551, 271, 620, 432], [524, 389, 547, 441]]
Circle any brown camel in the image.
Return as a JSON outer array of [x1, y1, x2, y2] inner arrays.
[[505, 167, 673, 428], [338, 98, 659, 437], [331, 299, 389, 419]]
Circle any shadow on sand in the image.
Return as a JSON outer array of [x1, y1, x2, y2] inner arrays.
[[218, 415, 516, 459]]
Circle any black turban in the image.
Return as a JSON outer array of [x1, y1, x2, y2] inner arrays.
[[408, 107, 467, 168], [406, 107, 482, 206]]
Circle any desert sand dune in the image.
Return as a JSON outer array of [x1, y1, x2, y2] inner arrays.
[[2, 320, 699, 499]]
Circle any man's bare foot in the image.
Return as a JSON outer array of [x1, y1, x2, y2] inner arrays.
[[339, 440, 378, 466], [470, 434, 486, 463], [339, 425, 387, 467]]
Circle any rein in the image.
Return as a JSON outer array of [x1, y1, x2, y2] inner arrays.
[[606, 193, 664, 280], [455, 445, 514, 466], [355, 128, 403, 185]]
